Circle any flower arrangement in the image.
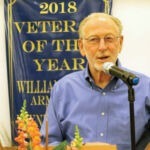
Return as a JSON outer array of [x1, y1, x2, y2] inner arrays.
[[15, 100, 41, 150], [53, 125, 83, 150], [15, 100, 84, 150], [70, 125, 83, 149]]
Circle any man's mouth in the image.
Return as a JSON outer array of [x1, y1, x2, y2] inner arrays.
[[97, 56, 109, 60]]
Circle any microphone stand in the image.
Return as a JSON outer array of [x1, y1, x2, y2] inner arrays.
[[127, 84, 136, 150], [103, 62, 139, 150], [120, 73, 139, 150]]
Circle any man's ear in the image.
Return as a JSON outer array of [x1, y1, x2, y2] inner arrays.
[[78, 39, 86, 56], [119, 35, 124, 53]]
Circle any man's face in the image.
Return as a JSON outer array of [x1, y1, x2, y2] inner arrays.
[[78, 17, 123, 72]]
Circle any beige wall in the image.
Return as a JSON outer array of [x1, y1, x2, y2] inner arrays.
[[0, 0, 11, 147], [112, 0, 150, 76], [0, 0, 150, 146]]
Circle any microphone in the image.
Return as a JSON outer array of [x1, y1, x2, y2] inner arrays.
[[102, 62, 139, 85]]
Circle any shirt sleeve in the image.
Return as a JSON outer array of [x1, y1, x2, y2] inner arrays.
[[40, 84, 63, 145], [144, 77, 150, 129], [136, 93, 150, 149]]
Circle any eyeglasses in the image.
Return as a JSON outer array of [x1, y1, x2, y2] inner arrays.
[[84, 35, 120, 45]]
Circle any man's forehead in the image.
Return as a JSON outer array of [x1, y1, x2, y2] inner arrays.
[[84, 16, 116, 29], [92, 16, 113, 22], [82, 17, 119, 36], [84, 15, 112, 25]]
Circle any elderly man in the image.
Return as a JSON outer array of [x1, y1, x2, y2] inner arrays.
[[40, 13, 150, 150]]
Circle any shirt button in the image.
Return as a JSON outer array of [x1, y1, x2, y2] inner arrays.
[[100, 133, 104, 137], [102, 92, 106, 96], [114, 86, 117, 90], [101, 112, 105, 116]]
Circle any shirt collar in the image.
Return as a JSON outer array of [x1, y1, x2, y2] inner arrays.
[[83, 60, 124, 90]]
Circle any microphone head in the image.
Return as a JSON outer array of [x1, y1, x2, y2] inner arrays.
[[102, 62, 114, 74]]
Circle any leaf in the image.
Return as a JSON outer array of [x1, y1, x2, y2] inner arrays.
[[53, 141, 68, 150]]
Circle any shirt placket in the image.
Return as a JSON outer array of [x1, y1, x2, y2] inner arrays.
[[96, 90, 108, 142]]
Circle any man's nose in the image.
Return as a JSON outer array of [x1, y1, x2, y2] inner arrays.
[[98, 38, 107, 50]]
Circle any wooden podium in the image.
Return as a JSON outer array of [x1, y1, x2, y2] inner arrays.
[[1, 142, 117, 150], [41, 142, 117, 150], [2, 143, 150, 150], [145, 143, 150, 150], [76, 142, 117, 150]]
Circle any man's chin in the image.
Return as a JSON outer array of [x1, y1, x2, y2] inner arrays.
[[94, 63, 103, 72]]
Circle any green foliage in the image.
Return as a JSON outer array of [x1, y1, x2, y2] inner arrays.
[[71, 125, 83, 149], [19, 100, 29, 120], [53, 141, 68, 150]]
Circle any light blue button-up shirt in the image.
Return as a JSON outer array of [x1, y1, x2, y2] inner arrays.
[[40, 63, 150, 150]]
